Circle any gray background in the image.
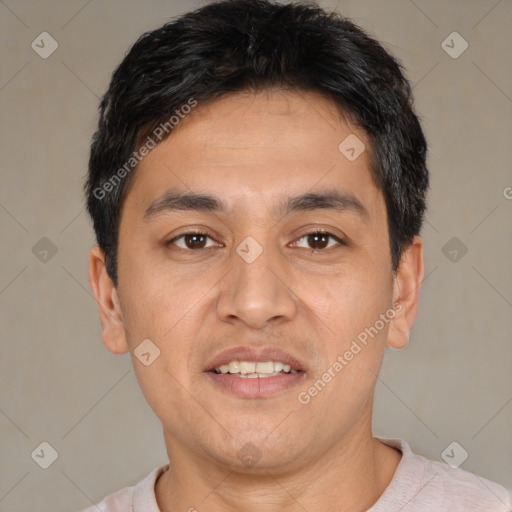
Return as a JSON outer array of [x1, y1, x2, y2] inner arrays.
[[0, 0, 511, 510]]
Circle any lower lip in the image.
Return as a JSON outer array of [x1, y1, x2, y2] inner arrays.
[[205, 371, 305, 398]]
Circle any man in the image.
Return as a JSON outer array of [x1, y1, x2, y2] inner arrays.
[[83, 0, 511, 510]]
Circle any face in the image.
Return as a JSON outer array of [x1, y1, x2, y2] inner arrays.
[[90, 89, 423, 473]]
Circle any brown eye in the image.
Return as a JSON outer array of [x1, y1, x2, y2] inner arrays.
[[307, 233, 330, 250], [183, 234, 208, 249], [167, 232, 217, 250], [293, 231, 344, 251]]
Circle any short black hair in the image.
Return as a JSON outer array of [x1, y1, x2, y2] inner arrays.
[[85, 0, 429, 287]]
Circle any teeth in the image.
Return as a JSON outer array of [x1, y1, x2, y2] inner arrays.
[[255, 361, 274, 373], [238, 371, 282, 378], [213, 361, 299, 375], [239, 361, 256, 374], [274, 362, 284, 372], [228, 361, 240, 373]]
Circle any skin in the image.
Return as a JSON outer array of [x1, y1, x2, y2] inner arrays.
[[89, 89, 424, 512]]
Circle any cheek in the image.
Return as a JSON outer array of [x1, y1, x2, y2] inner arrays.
[[118, 249, 202, 338], [130, 354, 202, 444], [124, 279, 203, 423], [118, 255, 212, 383], [299, 263, 390, 341]]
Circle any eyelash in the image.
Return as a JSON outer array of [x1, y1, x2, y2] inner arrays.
[[166, 229, 346, 252]]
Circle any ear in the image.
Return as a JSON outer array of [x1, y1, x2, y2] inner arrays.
[[88, 245, 129, 354], [387, 236, 425, 349]]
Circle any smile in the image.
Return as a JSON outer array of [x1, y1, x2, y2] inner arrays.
[[212, 360, 299, 377]]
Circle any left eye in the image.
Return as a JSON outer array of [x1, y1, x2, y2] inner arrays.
[[292, 232, 344, 251]]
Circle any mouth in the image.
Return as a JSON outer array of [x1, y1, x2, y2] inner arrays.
[[211, 360, 300, 378], [204, 347, 306, 398]]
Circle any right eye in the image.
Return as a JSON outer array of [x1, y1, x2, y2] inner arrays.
[[166, 232, 219, 251]]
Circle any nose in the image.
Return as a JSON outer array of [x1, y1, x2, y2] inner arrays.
[[216, 243, 298, 330]]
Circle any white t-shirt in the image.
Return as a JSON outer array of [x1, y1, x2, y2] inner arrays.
[[80, 438, 512, 511]]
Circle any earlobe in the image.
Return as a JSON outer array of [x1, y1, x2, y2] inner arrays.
[[387, 236, 424, 349], [88, 245, 129, 355]]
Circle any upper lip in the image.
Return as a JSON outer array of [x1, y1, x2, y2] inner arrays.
[[205, 346, 306, 373]]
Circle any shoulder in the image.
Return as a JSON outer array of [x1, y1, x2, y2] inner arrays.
[[79, 464, 168, 512], [423, 455, 511, 510], [80, 484, 135, 512], [427, 459, 512, 512], [80, 486, 133, 512], [373, 438, 512, 511]]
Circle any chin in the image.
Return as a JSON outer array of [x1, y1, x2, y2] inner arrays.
[[202, 429, 306, 473]]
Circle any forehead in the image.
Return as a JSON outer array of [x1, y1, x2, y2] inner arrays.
[[125, 89, 384, 221]]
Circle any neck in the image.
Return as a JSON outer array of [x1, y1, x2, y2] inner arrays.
[[155, 421, 401, 512]]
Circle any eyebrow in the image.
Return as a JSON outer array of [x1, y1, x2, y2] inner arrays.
[[143, 188, 370, 222]]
